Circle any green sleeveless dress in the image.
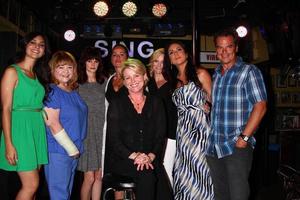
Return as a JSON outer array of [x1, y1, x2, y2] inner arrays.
[[0, 64, 48, 171]]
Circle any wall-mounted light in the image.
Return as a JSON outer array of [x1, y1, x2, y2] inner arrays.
[[122, 1, 138, 17], [93, 1, 110, 17], [236, 25, 248, 38], [64, 29, 76, 42], [152, 3, 168, 18]]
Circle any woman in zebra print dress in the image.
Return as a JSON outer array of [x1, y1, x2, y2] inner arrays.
[[164, 41, 214, 200]]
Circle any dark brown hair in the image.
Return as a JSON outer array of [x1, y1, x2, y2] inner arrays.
[[213, 28, 239, 46], [111, 44, 129, 58], [164, 40, 202, 90], [78, 47, 106, 84]]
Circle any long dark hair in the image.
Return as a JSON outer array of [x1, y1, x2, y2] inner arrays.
[[107, 43, 129, 74], [78, 47, 106, 84], [14, 32, 51, 64], [15, 32, 51, 97], [164, 40, 201, 90]]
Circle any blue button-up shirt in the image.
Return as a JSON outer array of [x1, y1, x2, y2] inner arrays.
[[206, 57, 267, 158]]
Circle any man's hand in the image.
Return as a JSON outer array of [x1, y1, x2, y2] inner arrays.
[[236, 137, 248, 148]]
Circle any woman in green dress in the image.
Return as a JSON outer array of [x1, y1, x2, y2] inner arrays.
[[0, 32, 50, 200]]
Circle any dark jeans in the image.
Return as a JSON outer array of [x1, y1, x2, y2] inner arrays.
[[206, 145, 253, 200]]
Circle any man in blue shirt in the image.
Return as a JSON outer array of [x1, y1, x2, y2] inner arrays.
[[206, 28, 267, 200]]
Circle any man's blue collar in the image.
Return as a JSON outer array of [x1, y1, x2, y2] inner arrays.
[[215, 56, 244, 74]]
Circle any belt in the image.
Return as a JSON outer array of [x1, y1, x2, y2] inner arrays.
[[12, 108, 48, 120]]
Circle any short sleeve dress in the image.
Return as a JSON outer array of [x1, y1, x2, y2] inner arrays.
[[77, 81, 107, 172], [0, 64, 48, 171]]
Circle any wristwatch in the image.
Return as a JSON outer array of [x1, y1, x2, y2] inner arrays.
[[240, 133, 250, 142]]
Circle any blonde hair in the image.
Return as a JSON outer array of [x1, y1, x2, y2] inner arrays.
[[148, 48, 164, 77], [121, 58, 149, 85], [48, 51, 78, 90]]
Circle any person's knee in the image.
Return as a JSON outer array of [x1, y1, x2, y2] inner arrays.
[[84, 173, 96, 185], [22, 178, 39, 194], [94, 170, 102, 182]]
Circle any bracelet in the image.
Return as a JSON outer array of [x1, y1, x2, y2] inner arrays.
[[129, 152, 138, 160], [133, 154, 139, 160], [148, 154, 154, 162]]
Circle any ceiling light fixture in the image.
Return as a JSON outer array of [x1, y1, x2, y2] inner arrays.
[[152, 3, 168, 18], [122, 1, 138, 17], [93, 1, 110, 17]]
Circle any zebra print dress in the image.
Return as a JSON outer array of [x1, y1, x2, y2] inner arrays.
[[172, 82, 214, 200]]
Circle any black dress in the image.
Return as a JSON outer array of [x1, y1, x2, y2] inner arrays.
[[148, 78, 177, 200], [106, 93, 166, 200], [105, 76, 128, 104], [148, 78, 177, 140], [104, 75, 128, 174]]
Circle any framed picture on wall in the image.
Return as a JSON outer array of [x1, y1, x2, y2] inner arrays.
[[276, 75, 287, 88], [275, 92, 281, 104], [280, 92, 291, 104], [287, 75, 297, 87], [282, 115, 299, 129], [291, 93, 300, 104], [272, 76, 276, 88]]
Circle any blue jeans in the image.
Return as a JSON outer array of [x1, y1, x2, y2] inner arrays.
[[206, 145, 253, 200]]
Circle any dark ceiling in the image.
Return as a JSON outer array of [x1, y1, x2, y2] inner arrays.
[[17, 0, 300, 38]]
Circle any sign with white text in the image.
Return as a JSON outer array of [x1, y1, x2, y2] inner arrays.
[[200, 52, 220, 63]]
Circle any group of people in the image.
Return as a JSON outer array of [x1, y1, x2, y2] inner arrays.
[[0, 28, 267, 200]]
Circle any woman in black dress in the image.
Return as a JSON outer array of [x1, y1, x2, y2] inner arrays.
[[107, 58, 166, 200], [148, 48, 177, 188], [104, 44, 129, 177]]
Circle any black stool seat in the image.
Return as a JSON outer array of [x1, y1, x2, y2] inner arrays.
[[102, 173, 136, 200], [103, 173, 136, 190]]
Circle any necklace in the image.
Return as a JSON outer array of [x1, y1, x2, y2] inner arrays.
[[113, 76, 123, 91], [128, 95, 145, 111], [20, 67, 32, 72], [20, 67, 35, 78]]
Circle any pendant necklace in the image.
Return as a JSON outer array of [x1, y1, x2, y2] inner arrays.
[[129, 95, 145, 110]]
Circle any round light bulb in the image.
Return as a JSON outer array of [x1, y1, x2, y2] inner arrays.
[[152, 3, 167, 18], [93, 1, 109, 17], [64, 30, 76, 42], [122, 1, 137, 17], [236, 26, 248, 38]]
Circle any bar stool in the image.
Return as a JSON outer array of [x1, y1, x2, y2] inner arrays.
[[102, 173, 136, 200]]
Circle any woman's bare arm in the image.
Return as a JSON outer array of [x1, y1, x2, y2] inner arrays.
[[1, 67, 18, 165]]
